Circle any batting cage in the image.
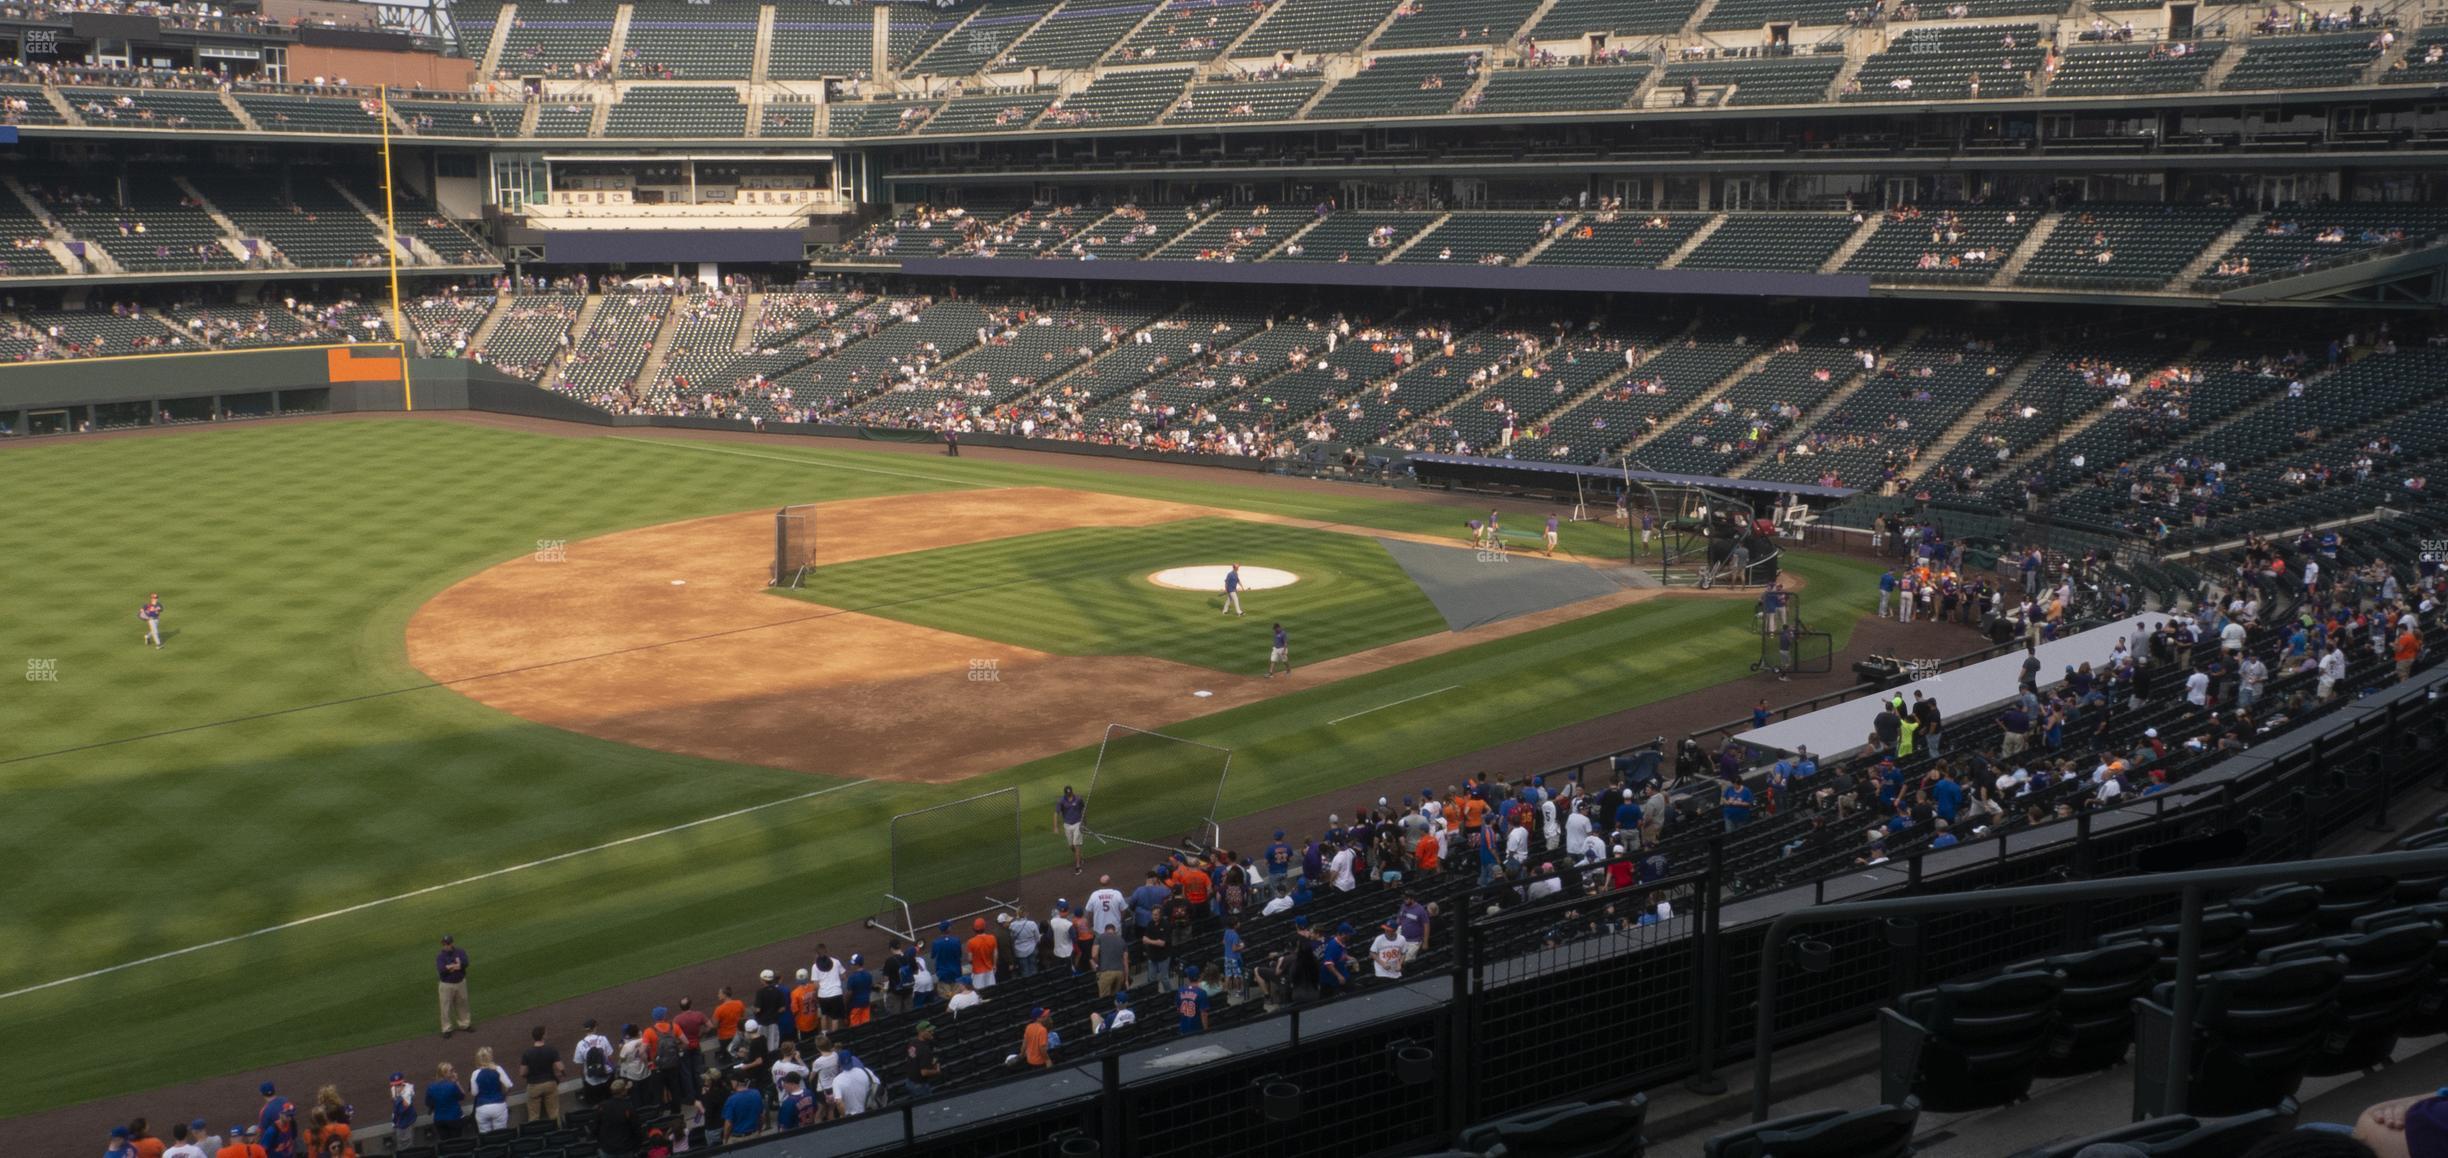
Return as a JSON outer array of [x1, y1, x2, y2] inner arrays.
[[867, 787, 1024, 944], [1637, 481, 1780, 589], [1752, 590, 1834, 676], [772, 503, 818, 588], [1083, 724, 1232, 856]]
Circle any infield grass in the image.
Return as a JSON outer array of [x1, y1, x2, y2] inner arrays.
[[781, 517, 1448, 673], [0, 419, 1882, 1122]]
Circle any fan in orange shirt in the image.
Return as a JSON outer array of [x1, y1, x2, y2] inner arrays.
[[1414, 830, 1440, 873], [966, 918, 1002, 987], [712, 986, 746, 1044], [790, 974, 819, 1037]]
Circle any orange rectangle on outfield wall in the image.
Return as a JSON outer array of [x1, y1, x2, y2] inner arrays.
[[326, 347, 403, 382]]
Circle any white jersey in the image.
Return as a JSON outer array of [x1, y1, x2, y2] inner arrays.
[[814, 958, 846, 999], [1085, 888, 1128, 934], [833, 1065, 877, 1115], [1049, 914, 1075, 958]]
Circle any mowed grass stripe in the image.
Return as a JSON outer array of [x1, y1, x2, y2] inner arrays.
[[789, 518, 1450, 673]]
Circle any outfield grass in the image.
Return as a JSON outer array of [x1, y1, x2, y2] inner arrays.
[[784, 517, 1448, 673], [0, 421, 1882, 1119]]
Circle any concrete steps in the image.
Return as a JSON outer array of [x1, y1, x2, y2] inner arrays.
[[217, 91, 260, 132], [2168, 211, 2264, 290], [1908, 345, 2053, 474], [1817, 213, 1880, 274], [1656, 213, 1726, 269], [752, 3, 777, 82], [1991, 209, 2060, 284], [632, 291, 690, 396], [1380, 213, 1451, 263], [480, 3, 516, 76], [1513, 214, 1579, 266]]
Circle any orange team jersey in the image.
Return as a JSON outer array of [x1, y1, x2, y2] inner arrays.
[[714, 999, 746, 1041], [1458, 796, 1487, 830], [1172, 867, 1210, 904], [1022, 1023, 1050, 1066], [2398, 633, 2422, 661], [134, 1141, 166, 1158], [640, 1025, 661, 1060], [227, 1146, 269, 1158], [791, 984, 818, 1033], [1415, 834, 1440, 871], [967, 933, 999, 975]]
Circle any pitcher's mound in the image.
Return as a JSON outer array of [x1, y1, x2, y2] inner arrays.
[[1150, 565, 1299, 591]]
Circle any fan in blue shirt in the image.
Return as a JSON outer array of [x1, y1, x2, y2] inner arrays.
[[722, 1080, 765, 1141]]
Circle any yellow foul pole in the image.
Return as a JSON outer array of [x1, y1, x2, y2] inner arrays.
[[377, 93, 415, 411]]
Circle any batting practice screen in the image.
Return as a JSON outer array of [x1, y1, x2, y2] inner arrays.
[[870, 787, 1023, 943], [1083, 724, 1233, 854], [773, 503, 817, 588]]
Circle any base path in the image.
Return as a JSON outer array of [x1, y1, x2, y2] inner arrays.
[[406, 486, 1740, 783]]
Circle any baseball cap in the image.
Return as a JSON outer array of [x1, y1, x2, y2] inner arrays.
[[743, 1018, 760, 1033], [938, 919, 952, 931], [1031, 1006, 1049, 1018], [260, 1082, 277, 1095], [1114, 991, 1130, 1005], [1335, 921, 1354, 935], [243, 1127, 261, 1138], [389, 1072, 405, 1082], [795, 968, 809, 981], [997, 912, 1011, 925], [759, 969, 775, 981], [112, 1128, 131, 1139], [915, 1021, 935, 1033], [653, 1006, 668, 1019], [1273, 829, 1284, 839], [1055, 899, 1069, 910], [190, 1120, 207, 1132], [1292, 916, 1310, 928], [974, 917, 988, 931], [2145, 728, 2159, 737], [850, 953, 864, 965]]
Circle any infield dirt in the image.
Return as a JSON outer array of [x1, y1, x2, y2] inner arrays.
[[405, 486, 1753, 782]]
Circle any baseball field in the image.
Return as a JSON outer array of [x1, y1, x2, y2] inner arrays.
[[0, 416, 1883, 1121]]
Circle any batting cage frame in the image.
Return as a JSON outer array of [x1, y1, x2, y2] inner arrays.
[[1083, 724, 1232, 856], [1636, 481, 1781, 589], [773, 503, 818, 588], [866, 786, 1024, 945], [1751, 590, 1835, 676]]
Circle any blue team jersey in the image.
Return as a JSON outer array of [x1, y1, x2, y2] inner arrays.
[[1177, 985, 1209, 1034]]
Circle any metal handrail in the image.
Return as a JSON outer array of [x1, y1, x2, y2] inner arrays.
[[1748, 844, 2448, 1121]]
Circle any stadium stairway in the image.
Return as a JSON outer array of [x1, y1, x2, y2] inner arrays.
[[479, 3, 516, 75], [1990, 210, 2064, 285], [2170, 212, 2273, 290], [13, 183, 120, 273], [1379, 212, 1454, 262], [516, 100, 542, 135], [605, 4, 636, 72], [321, 179, 426, 264], [463, 292, 513, 356], [632, 293, 690, 395], [1512, 214, 1581, 265], [1722, 329, 1904, 478], [169, 177, 248, 244], [1595, 324, 1797, 462], [752, 5, 778, 81], [1258, 210, 1334, 258], [1679, 0, 1728, 37], [1817, 214, 1884, 274], [1350, 1, 1420, 57], [2200, 35, 2249, 88], [1656, 213, 1727, 268], [217, 90, 261, 132], [1908, 352, 2055, 475]]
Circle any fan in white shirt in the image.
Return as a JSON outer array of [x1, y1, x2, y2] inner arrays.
[[1370, 927, 1409, 978], [1084, 879, 1128, 934], [1329, 845, 1358, 891], [830, 1053, 878, 1115], [1049, 906, 1076, 961]]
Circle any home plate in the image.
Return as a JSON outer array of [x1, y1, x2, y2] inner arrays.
[[671, 580, 687, 585], [1193, 690, 1214, 698]]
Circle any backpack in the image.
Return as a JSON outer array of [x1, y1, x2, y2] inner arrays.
[[654, 1027, 682, 1069], [584, 1044, 611, 1083]]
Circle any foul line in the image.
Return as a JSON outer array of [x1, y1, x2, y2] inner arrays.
[[1327, 685, 1461, 725], [0, 778, 873, 1003], [604, 435, 994, 490]]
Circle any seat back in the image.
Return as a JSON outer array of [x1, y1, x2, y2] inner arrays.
[[1704, 1099, 1919, 1158], [1456, 1095, 1648, 1157], [2012, 940, 2158, 1076], [2146, 957, 2342, 1115], [1896, 971, 2062, 1110], [2002, 1098, 2296, 1158], [2232, 884, 2323, 952]]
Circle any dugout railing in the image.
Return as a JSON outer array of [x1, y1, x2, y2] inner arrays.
[[705, 662, 2448, 1158]]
